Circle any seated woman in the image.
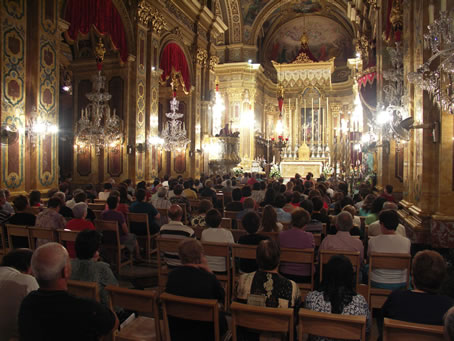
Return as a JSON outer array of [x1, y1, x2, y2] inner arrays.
[[278, 208, 314, 283], [201, 209, 234, 273], [304, 255, 371, 340], [382, 250, 454, 326], [70, 229, 119, 307], [165, 239, 227, 341], [66, 203, 95, 258], [260, 204, 283, 232], [190, 199, 213, 227]]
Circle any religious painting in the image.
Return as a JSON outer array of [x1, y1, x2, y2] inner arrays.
[[301, 108, 323, 144], [241, 0, 269, 27], [292, 1, 322, 14], [266, 16, 354, 66]]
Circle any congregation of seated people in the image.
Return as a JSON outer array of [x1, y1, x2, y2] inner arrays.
[[0, 174, 454, 340]]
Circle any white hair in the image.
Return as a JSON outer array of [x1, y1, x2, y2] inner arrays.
[[72, 202, 87, 219], [31, 242, 68, 282], [382, 201, 398, 211], [336, 211, 353, 231], [53, 191, 66, 202]]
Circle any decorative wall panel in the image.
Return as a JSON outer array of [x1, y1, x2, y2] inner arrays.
[[135, 27, 147, 181], [1, 0, 26, 191]]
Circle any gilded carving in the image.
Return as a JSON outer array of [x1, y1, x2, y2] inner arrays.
[[137, 0, 152, 26], [208, 55, 219, 70], [150, 8, 166, 34], [196, 48, 208, 66], [291, 52, 316, 64]]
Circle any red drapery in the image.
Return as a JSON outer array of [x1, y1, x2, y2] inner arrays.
[[64, 0, 128, 63], [159, 43, 191, 92]]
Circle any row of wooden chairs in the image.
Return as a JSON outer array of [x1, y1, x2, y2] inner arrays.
[[67, 278, 444, 341], [156, 236, 410, 309]]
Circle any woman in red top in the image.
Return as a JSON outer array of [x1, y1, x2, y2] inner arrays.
[[66, 202, 95, 257]]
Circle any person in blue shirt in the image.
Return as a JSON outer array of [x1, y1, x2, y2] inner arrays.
[[129, 189, 160, 234]]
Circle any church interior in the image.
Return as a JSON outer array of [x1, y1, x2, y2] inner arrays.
[[1, 0, 454, 339]]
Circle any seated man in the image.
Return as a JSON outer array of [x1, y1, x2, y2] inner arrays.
[[319, 211, 364, 265], [236, 197, 256, 221], [18, 243, 117, 340], [368, 201, 406, 237], [165, 239, 227, 341], [160, 204, 195, 267], [445, 306, 454, 341], [382, 250, 453, 325], [236, 239, 301, 340], [368, 209, 411, 289], [300, 199, 323, 233], [8, 195, 36, 248], [0, 249, 39, 341], [129, 188, 160, 235]]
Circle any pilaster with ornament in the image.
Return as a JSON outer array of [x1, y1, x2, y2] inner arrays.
[[134, 0, 151, 181], [1, 0, 27, 192], [195, 47, 207, 174]]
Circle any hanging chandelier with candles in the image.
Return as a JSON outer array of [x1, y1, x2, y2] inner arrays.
[[74, 39, 124, 154], [160, 93, 191, 152]]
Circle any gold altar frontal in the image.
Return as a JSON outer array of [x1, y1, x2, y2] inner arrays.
[[280, 160, 324, 179]]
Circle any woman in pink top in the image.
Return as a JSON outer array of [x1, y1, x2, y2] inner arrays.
[[278, 208, 314, 283]]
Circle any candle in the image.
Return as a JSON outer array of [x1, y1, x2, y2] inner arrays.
[[311, 98, 314, 147], [429, 4, 434, 24], [441, 0, 446, 12]]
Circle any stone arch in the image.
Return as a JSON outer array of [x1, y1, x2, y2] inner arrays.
[[224, 0, 242, 44]]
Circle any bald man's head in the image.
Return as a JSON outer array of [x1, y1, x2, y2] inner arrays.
[[31, 242, 70, 285], [382, 201, 398, 211], [168, 204, 183, 221]]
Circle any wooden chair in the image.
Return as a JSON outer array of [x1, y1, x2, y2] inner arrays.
[[320, 250, 361, 290], [298, 308, 366, 341], [29, 227, 57, 250], [6, 224, 30, 250], [201, 241, 231, 307], [313, 233, 322, 247], [220, 217, 232, 229], [188, 199, 200, 211], [231, 229, 247, 242], [368, 252, 411, 311], [160, 292, 221, 341], [127, 213, 159, 262], [92, 210, 103, 220], [224, 210, 238, 221], [216, 193, 224, 212], [94, 199, 107, 204], [157, 208, 169, 225], [95, 219, 133, 274], [258, 231, 279, 242], [193, 226, 205, 239], [57, 229, 80, 244], [231, 244, 258, 299], [88, 203, 106, 211], [0, 223, 6, 255], [106, 286, 161, 341], [156, 237, 182, 292], [67, 279, 99, 302], [280, 248, 315, 300], [383, 318, 444, 341], [230, 301, 294, 341]]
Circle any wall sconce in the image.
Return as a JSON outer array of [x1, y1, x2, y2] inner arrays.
[[136, 142, 146, 153]]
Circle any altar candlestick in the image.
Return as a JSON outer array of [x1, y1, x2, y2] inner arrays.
[[429, 3, 434, 24], [304, 100, 307, 144], [318, 97, 321, 145], [311, 98, 314, 147], [441, 0, 446, 12], [326, 97, 329, 146]]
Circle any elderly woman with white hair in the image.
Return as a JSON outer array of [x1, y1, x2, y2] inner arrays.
[[152, 187, 171, 225], [65, 202, 95, 258], [52, 191, 74, 219]]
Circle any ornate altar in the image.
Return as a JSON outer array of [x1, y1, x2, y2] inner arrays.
[[203, 136, 241, 175]]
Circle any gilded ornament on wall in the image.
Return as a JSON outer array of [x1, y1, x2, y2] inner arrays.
[[196, 48, 208, 66]]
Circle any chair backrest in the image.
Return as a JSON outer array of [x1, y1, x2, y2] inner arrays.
[[231, 230, 247, 242], [188, 199, 201, 211], [368, 252, 411, 287], [220, 218, 232, 229], [127, 212, 150, 238], [313, 233, 322, 247], [298, 308, 366, 341], [57, 229, 80, 243], [67, 279, 100, 302], [160, 292, 220, 341], [319, 250, 361, 289], [88, 203, 105, 211], [106, 285, 159, 314], [280, 248, 315, 295], [230, 301, 294, 341], [231, 243, 258, 298], [92, 210, 102, 220], [156, 237, 183, 291], [193, 226, 205, 239], [6, 224, 30, 249], [258, 231, 279, 242], [224, 211, 238, 220], [29, 227, 57, 250], [157, 208, 168, 218], [383, 318, 445, 341], [94, 219, 121, 249], [94, 199, 106, 204]]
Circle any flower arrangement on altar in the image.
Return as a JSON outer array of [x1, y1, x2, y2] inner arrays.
[[232, 167, 244, 177], [269, 164, 282, 179]]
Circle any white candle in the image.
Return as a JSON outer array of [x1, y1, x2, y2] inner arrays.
[[429, 4, 434, 24], [441, 0, 446, 12]]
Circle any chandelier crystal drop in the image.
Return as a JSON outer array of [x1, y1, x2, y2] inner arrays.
[[160, 96, 190, 152], [407, 10, 454, 114]]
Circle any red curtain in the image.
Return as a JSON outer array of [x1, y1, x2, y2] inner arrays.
[[159, 43, 191, 92], [64, 0, 128, 63]]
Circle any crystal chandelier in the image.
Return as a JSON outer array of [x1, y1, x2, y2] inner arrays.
[[407, 8, 454, 114], [160, 95, 190, 152], [74, 39, 124, 155]]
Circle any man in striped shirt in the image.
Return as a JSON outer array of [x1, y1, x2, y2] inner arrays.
[[159, 204, 195, 267]]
